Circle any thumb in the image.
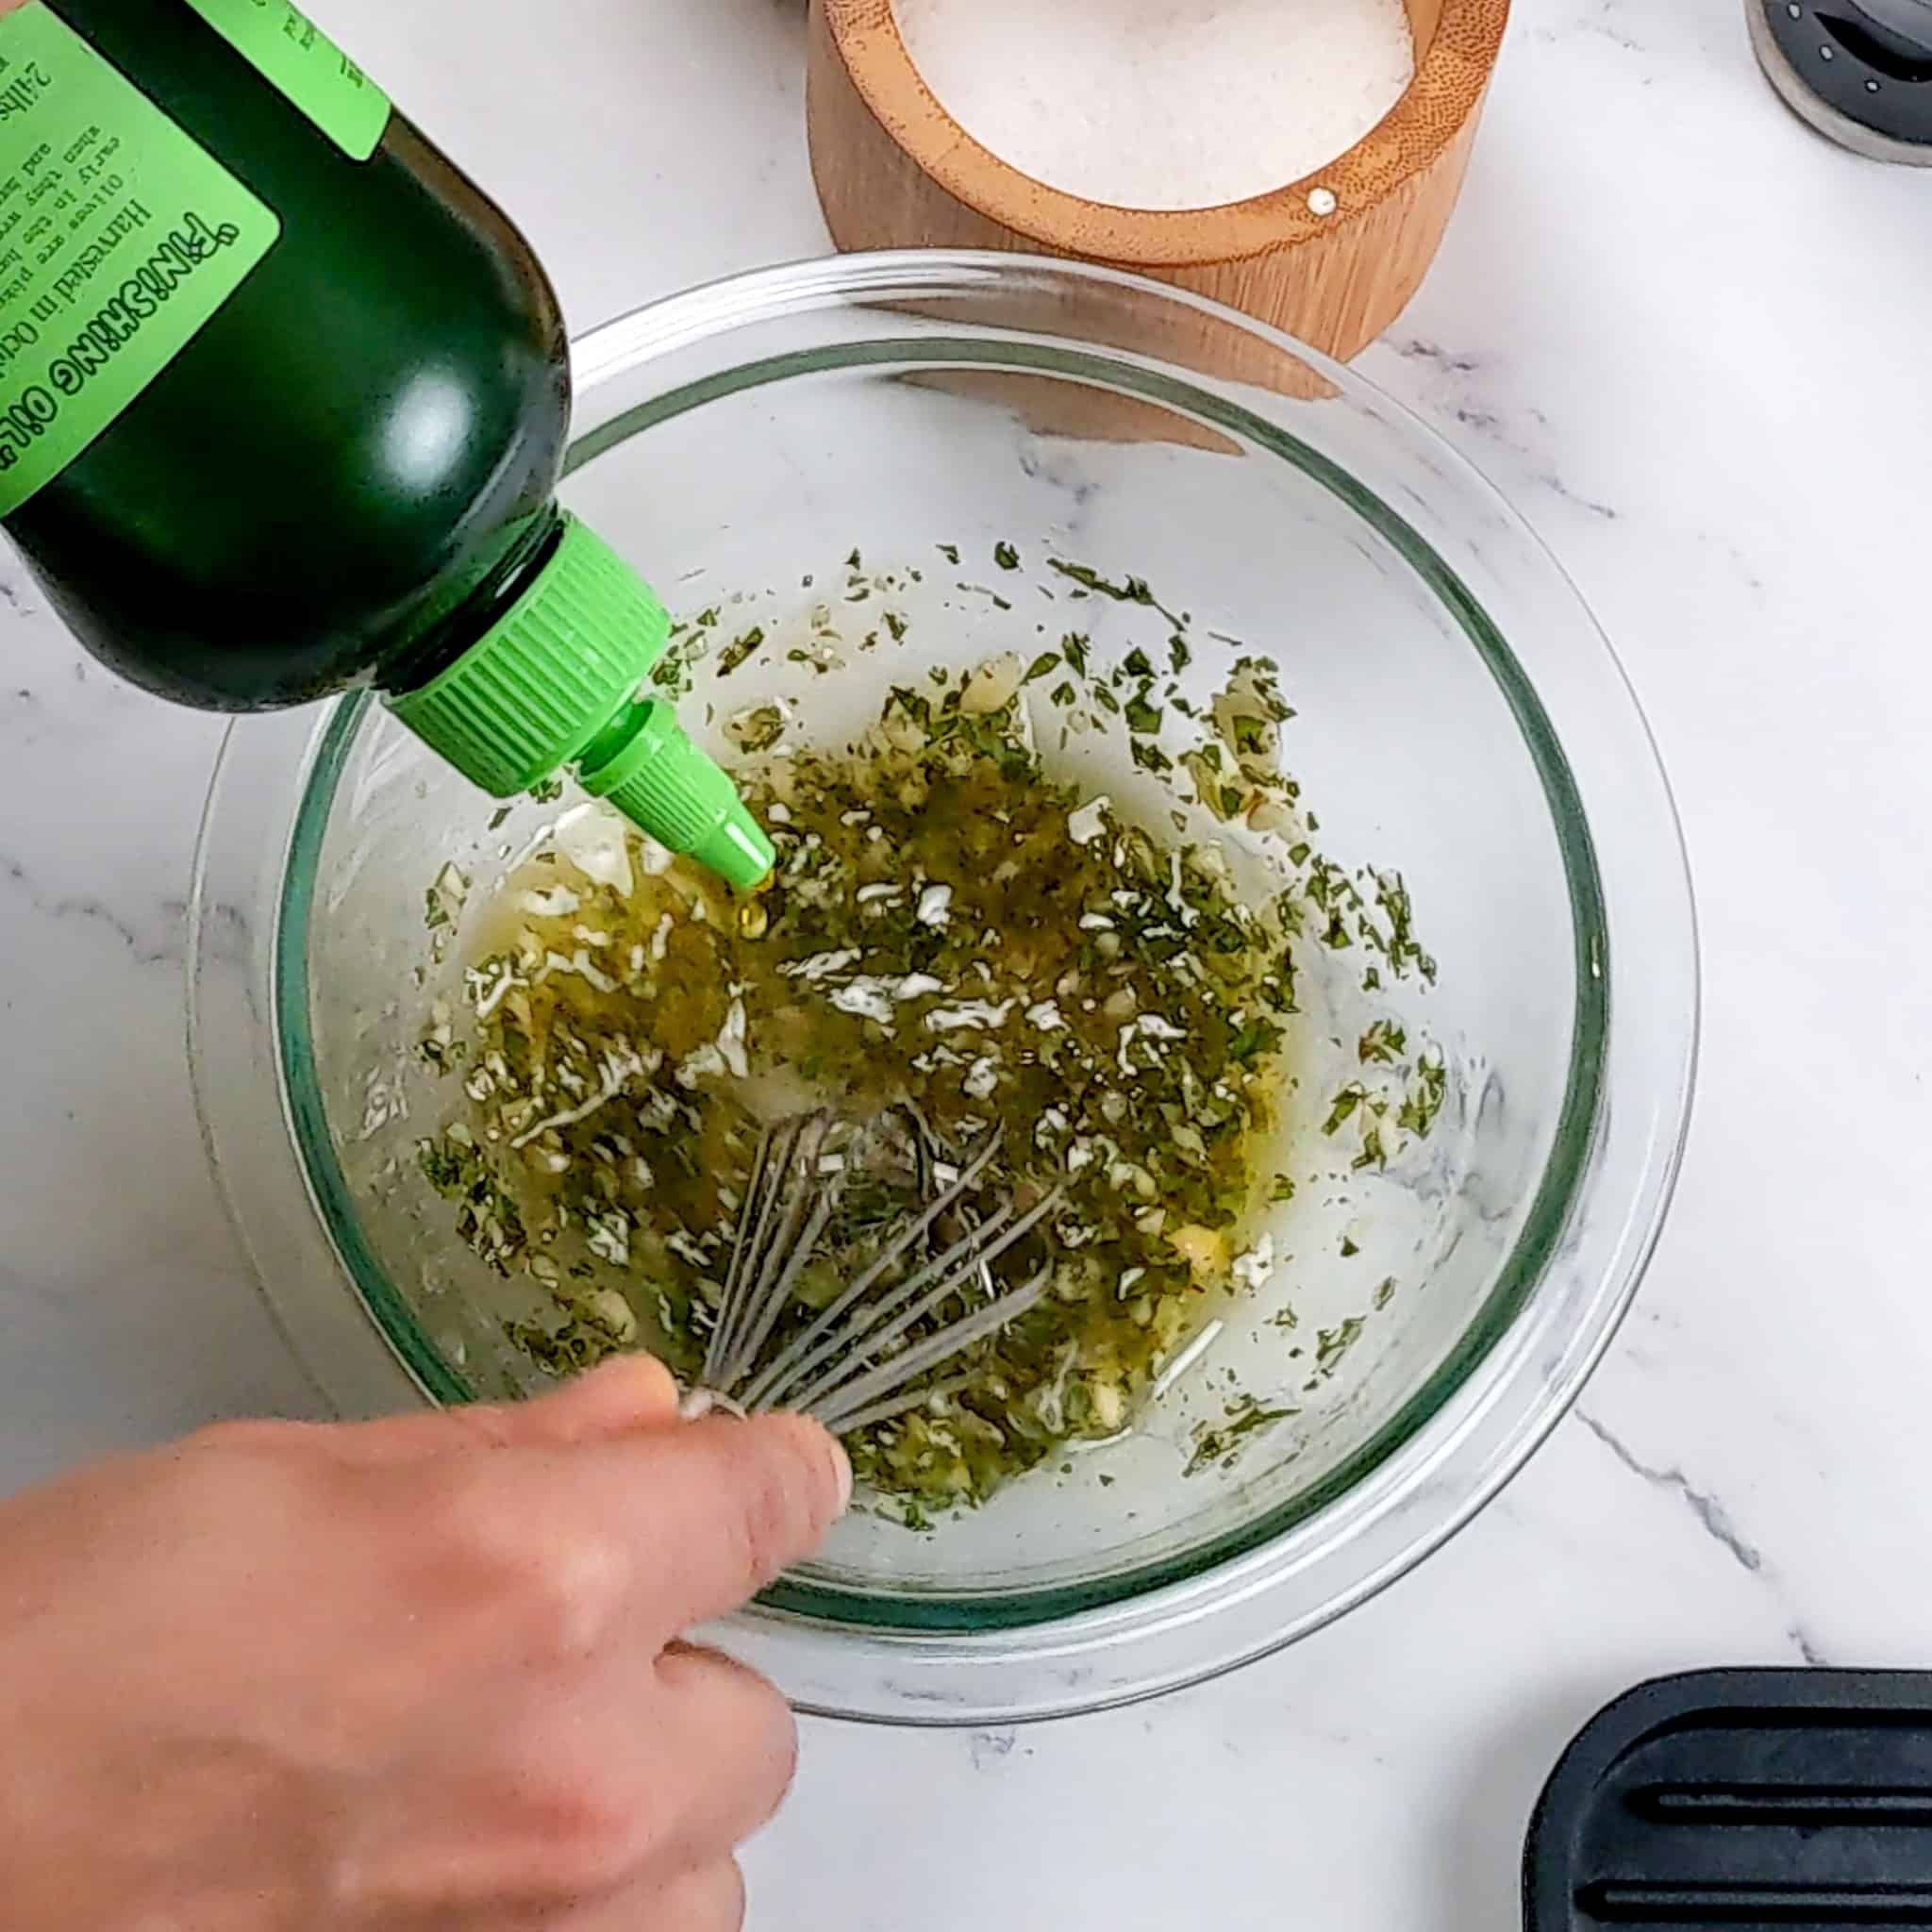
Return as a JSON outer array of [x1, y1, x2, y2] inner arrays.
[[583, 1412, 852, 1637]]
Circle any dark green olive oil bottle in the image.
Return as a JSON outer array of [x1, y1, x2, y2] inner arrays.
[[0, 0, 770, 886]]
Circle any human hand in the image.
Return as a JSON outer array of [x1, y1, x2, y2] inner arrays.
[[0, 1357, 848, 1930]]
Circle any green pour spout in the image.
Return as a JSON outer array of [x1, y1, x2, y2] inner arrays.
[[387, 514, 774, 891]]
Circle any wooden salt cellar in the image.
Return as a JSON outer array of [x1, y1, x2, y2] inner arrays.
[[807, 0, 1509, 362]]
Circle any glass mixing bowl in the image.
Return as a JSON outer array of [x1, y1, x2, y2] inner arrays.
[[190, 254, 1696, 1724]]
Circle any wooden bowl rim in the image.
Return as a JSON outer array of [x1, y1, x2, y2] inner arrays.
[[821, 0, 1510, 267]]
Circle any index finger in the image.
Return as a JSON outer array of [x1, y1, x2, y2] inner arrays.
[[318, 1356, 684, 1467]]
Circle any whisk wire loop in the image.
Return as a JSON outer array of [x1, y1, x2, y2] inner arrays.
[[691, 1110, 1060, 1435]]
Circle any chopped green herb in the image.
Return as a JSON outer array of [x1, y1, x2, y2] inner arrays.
[[1314, 1316, 1365, 1377], [1358, 1020, 1407, 1065], [1046, 558, 1181, 625], [1228, 1018, 1285, 1066], [716, 626, 767, 677], [724, 704, 787, 754], [1398, 1053, 1448, 1137], [1323, 1084, 1368, 1134], [1185, 1396, 1297, 1476]]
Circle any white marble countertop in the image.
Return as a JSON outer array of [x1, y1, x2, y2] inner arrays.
[[4, 1, 1929, 1924]]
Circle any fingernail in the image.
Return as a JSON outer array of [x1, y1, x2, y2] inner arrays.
[[826, 1431, 854, 1515]]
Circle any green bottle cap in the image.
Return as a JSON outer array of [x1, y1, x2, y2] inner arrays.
[[388, 513, 774, 891]]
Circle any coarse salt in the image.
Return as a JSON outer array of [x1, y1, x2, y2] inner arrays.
[[891, 0, 1413, 212]]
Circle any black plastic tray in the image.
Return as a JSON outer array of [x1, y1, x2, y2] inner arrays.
[[1527, 1670, 1932, 1930]]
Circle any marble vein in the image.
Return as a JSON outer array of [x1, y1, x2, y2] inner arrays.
[[1385, 336, 1623, 520], [1574, 1406, 1763, 1574], [1574, 1408, 1833, 1669], [0, 847, 188, 970]]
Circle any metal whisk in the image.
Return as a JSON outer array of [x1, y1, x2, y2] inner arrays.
[[683, 1108, 1062, 1435]]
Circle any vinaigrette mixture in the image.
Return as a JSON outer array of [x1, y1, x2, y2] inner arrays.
[[412, 555, 1443, 1515]]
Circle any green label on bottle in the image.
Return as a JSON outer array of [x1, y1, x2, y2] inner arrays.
[[181, 0, 390, 160], [0, 5, 280, 518]]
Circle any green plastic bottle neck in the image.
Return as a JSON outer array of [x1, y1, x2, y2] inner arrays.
[[385, 512, 773, 891]]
